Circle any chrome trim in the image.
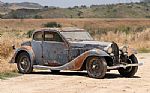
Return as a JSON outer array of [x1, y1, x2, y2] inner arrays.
[[107, 62, 143, 70]]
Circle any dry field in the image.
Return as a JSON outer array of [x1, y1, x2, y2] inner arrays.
[[0, 53, 149, 93], [0, 18, 150, 72]]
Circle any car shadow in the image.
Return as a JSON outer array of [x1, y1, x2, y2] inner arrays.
[[105, 73, 141, 79], [30, 71, 141, 79]]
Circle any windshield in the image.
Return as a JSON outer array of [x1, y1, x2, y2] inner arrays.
[[60, 31, 93, 41]]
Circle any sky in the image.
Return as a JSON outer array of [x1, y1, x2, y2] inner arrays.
[[1, 0, 141, 7]]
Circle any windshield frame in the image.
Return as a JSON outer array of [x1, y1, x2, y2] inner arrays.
[[60, 31, 93, 41]]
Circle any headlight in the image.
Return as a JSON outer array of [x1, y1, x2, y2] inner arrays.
[[122, 46, 128, 53], [107, 47, 113, 54]]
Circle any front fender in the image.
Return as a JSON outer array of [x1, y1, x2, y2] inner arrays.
[[49, 48, 109, 71], [10, 46, 35, 65], [88, 48, 110, 57]]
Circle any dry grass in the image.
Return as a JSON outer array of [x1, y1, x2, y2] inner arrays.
[[0, 32, 29, 72], [0, 18, 150, 72]]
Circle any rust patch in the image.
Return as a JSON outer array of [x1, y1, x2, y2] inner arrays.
[[62, 51, 89, 70], [73, 52, 89, 70]]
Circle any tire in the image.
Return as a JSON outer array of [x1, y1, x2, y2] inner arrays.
[[86, 57, 107, 79], [118, 54, 138, 77], [17, 52, 33, 74], [51, 70, 60, 74]]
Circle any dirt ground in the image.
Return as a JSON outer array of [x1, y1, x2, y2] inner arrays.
[[0, 53, 149, 93]]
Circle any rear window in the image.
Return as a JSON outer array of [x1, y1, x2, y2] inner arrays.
[[44, 31, 63, 42]]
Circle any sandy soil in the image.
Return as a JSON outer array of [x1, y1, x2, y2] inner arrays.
[[0, 53, 149, 93]]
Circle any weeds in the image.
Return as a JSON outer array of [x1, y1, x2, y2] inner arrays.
[[0, 71, 20, 80], [139, 48, 150, 53]]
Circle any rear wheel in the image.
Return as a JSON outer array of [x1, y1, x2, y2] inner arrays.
[[118, 54, 138, 77], [17, 52, 33, 74], [86, 57, 107, 79]]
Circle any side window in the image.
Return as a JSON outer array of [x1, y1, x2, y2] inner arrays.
[[33, 31, 43, 41], [44, 31, 63, 42]]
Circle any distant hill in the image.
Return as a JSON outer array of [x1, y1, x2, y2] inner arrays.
[[0, 1, 42, 14], [8, 2, 43, 10], [0, 2, 150, 18], [0, 1, 4, 5]]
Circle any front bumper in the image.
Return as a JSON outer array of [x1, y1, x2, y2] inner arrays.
[[107, 62, 143, 70]]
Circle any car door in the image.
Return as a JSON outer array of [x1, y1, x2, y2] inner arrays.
[[42, 31, 69, 66], [31, 31, 44, 65]]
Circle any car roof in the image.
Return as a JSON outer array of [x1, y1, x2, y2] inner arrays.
[[35, 27, 85, 32]]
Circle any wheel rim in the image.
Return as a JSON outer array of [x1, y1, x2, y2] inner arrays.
[[88, 58, 103, 77], [19, 56, 30, 71]]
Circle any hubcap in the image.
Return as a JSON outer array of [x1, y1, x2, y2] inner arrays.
[[89, 59, 102, 76], [19, 57, 29, 71]]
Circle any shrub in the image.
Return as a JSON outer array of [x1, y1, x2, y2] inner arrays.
[[117, 26, 131, 35], [26, 30, 35, 38], [34, 15, 43, 19], [43, 22, 62, 28], [0, 41, 13, 58]]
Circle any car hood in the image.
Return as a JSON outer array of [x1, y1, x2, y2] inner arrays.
[[69, 40, 112, 49]]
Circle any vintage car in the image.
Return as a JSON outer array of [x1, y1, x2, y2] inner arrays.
[[10, 27, 142, 79]]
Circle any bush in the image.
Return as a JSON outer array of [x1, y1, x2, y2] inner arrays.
[[26, 30, 34, 38], [0, 42, 13, 58], [43, 22, 62, 28], [117, 26, 131, 35], [34, 15, 43, 19]]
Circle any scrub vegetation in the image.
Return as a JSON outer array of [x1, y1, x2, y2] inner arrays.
[[0, 18, 149, 76]]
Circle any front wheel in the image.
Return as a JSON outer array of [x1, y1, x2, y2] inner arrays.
[[118, 54, 138, 77], [17, 52, 33, 74], [86, 57, 107, 79]]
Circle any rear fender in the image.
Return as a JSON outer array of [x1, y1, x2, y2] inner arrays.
[[10, 46, 35, 65]]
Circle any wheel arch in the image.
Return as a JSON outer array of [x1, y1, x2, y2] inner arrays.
[[13, 46, 35, 65], [79, 49, 111, 70], [80, 56, 112, 70]]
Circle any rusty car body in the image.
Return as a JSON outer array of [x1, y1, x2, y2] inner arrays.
[[10, 27, 142, 79]]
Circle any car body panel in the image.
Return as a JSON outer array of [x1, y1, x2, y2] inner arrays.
[[34, 48, 110, 71], [31, 40, 43, 65], [42, 41, 69, 66]]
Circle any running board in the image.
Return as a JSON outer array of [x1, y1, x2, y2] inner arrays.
[[33, 65, 62, 70], [107, 62, 143, 70], [33, 62, 143, 70]]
